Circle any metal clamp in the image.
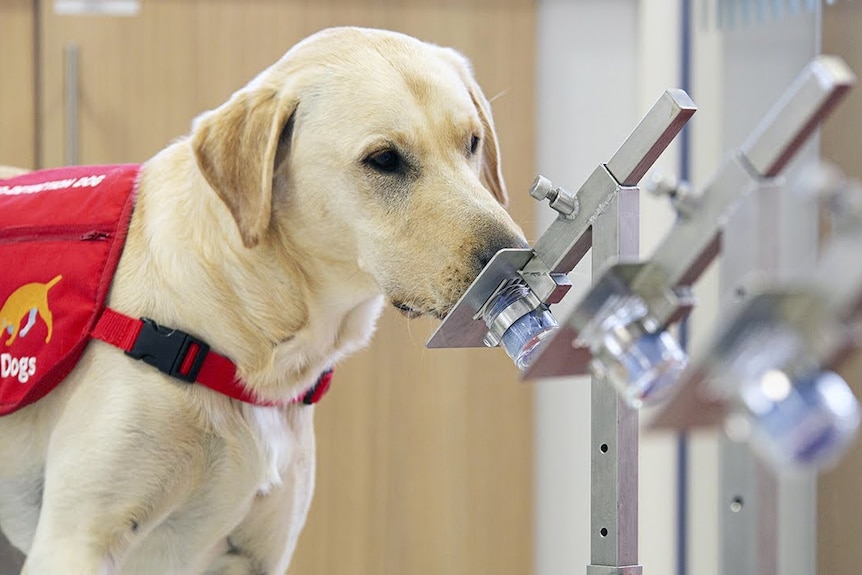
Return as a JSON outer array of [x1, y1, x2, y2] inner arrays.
[[426, 89, 696, 351]]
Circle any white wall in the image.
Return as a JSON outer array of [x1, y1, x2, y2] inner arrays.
[[534, 1, 638, 573], [685, 4, 725, 574], [535, 2, 682, 574]]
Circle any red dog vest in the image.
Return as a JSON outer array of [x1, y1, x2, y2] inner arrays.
[[0, 166, 330, 415], [0, 165, 138, 415]]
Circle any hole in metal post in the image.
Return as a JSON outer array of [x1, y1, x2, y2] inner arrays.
[[600, 443, 609, 453], [730, 496, 744, 513], [734, 286, 746, 301], [600, 527, 608, 537]]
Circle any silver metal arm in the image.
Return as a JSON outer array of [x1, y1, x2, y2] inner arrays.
[[740, 55, 854, 178], [634, 55, 855, 324], [524, 56, 855, 391], [651, 169, 862, 469], [523, 90, 696, 283], [426, 89, 696, 351]]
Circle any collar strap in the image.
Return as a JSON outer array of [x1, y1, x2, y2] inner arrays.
[[90, 308, 331, 406]]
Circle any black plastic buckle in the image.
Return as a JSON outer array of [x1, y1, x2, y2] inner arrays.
[[126, 317, 210, 383]]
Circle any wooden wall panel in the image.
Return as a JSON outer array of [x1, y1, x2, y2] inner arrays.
[[820, 4, 862, 573], [823, 4, 862, 181], [0, 2, 34, 569], [0, 0, 35, 169], [36, 2, 536, 574]]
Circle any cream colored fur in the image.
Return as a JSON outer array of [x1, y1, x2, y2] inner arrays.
[[0, 27, 526, 575]]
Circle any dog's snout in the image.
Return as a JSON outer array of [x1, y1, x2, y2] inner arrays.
[[474, 232, 529, 272]]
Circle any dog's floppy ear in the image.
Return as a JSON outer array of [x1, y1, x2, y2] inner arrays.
[[468, 85, 508, 207], [192, 88, 298, 248], [440, 48, 509, 207]]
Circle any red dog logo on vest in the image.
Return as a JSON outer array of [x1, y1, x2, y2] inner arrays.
[[0, 275, 62, 383]]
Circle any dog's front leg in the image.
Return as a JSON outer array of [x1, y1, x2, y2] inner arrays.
[[203, 477, 315, 575], [19, 375, 210, 574], [204, 415, 317, 575], [21, 441, 193, 575], [21, 542, 113, 575]]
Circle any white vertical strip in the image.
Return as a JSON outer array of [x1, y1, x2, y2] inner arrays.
[[687, 7, 725, 575], [720, 11, 819, 575], [636, 2, 682, 575], [534, 2, 639, 574]]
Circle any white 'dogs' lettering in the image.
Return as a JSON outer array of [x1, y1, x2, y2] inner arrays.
[[1, 353, 37, 384]]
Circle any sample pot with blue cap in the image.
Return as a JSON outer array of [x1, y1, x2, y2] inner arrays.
[[479, 280, 559, 371]]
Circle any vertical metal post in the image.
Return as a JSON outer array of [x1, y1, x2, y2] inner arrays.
[[718, 183, 778, 575], [588, 187, 641, 575], [717, 12, 822, 574], [719, 177, 819, 575]]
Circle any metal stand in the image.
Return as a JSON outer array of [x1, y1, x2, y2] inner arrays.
[[718, 180, 818, 575], [516, 55, 852, 575], [649, 55, 854, 429], [648, 55, 856, 575], [718, 184, 782, 575], [428, 89, 696, 575], [589, 188, 641, 574]]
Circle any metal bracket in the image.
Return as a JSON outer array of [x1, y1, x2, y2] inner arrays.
[[426, 89, 696, 351], [651, 179, 862, 433], [426, 249, 532, 349], [525, 55, 856, 383], [645, 56, 856, 432]]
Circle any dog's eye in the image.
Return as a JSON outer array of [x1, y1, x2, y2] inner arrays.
[[366, 150, 403, 173], [470, 134, 480, 155]]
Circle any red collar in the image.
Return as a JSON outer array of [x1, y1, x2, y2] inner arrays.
[[90, 308, 332, 406]]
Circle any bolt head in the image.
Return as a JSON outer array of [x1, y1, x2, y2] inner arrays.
[[530, 175, 554, 201]]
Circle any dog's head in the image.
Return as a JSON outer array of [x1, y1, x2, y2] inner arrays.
[[192, 27, 527, 320]]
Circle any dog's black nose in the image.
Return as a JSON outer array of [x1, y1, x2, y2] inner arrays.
[[475, 231, 529, 272]]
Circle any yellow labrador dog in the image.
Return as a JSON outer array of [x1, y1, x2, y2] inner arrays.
[[0, 27, 526, 575]]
